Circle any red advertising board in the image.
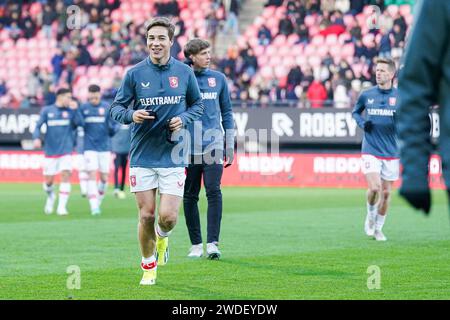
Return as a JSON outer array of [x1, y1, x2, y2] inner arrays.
[[0, 151, 445, 189]]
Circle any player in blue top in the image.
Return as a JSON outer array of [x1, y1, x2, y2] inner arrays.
[[32, 88, 83, 216], [79, 84, 118, 215], [110, 17, 204, 285], [352, 57, 399, 241], [182, 38, 235, 260]]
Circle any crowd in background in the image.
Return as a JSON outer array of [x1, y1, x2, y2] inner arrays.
[[0, 0, 412, 108]]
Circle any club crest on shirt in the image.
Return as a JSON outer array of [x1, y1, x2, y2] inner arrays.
[[207, 77, 216, 87], [389, 97, 397, 106], [169, 77, 179, 88], [98, 107, 105, 115], [62, 111, 68, 118]]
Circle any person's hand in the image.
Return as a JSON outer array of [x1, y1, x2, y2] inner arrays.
[[224, 147, 234, 168], [168, 117, 183, 132], [133, 109, 155, 124], [33, 139, 42, 149], [399, 187, 431, 215], [364, 120, 373, 133], [68, 100, 78, 110]]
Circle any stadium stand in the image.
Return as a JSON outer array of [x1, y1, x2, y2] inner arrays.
[[0, 0, 414, 109]]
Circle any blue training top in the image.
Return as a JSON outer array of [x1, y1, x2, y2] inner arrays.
[[32, 104, 83, 157], [110, 56, 204, 168], [352, 85, 399, 159], [189, 68, 235, 155], [80, 100, 118, 152]]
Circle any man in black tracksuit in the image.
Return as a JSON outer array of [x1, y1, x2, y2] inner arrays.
[[397, 0, 450, 214], [183, 38, 235, 260]]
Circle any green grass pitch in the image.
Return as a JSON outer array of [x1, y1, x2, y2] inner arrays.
[[0, 183, 449, 300]]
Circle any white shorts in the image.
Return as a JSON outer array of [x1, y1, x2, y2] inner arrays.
[[129, 167, 186, 197], [43, 154, 72, 176], [75, 154, 86, 172], [84, 151, 111, 173], [361, 154, 399, 181]]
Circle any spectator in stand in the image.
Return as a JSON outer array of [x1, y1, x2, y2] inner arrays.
[[378, 26, 393, 58], [155, 0, 180, 17], [257, 23, 272, 46], [287, 65, 303, 88], [7, 21, 22, 42], [350, 0, 365, 15], [307, 78, 328, 108], [51, 48, 64, 86], [41, 4, 57, 39], [77, 41, 93, 66], [334, 84, 350, 109], [223, 0, 240, 37], [295, 24, 309, 44], [206, 12, 220, 52], [27, 67, 44, 107], [278, 14, 294, 36], [265, 0, 283, 7], [0, 80, 7, 97], [118, 46, 132, 66], [62, 48, 78, 86]]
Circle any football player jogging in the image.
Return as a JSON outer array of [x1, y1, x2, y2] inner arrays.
[[33, 88, 83, 216], [110, 17, 204, 285], [352, 58, 399, 241], [182, 38, 235, 259], [79, 84, 118, 215]]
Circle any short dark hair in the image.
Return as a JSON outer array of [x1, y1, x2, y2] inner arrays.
[[183, 38, 211, 58], [88, 84, 101, 93], [56, 88, 71, 96], [146, 17, 175, 41], [376, 57, 396, 72]]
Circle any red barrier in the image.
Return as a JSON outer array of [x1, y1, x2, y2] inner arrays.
[[0, 151, 445, 189]]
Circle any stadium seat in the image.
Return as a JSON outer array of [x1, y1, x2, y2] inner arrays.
[[304, 15, 316, 28], [341, 43, 355, 59], [386, 5, 399, 18], [317, 45, 329, 58], [269, 56, 283, 68], [304, 45, 316, 57], [343, 14, 355, 28], [286, 34, 299, 46], [265, 45, 277, 57], [308, 56, 321, 68], [399, 4, 411, 16], [253, 45, 265, 57], [262, 6, 276, 20], [278, 46, 291, 58], [311, 35, 324, 47], [338, 33, 351, 45], [325, 34, 338, 46], [274, 65, 288, 78], [260, 66, 274, 80], [295, 55, 307, 67], [273, 35, 286, 47]]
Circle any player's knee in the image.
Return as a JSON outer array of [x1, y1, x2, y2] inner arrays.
[[159, 211, 178, 229], [139, 209, 155, 226], [382, 189, 391, 200], [368, 185, 381, 195]]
